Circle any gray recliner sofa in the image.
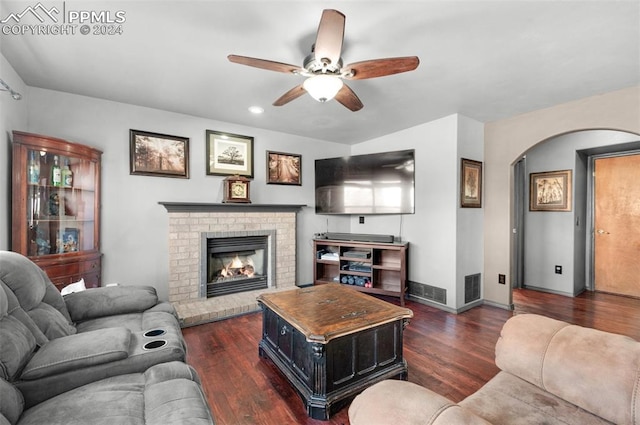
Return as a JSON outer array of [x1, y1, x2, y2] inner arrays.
[[0, 278, 214, 424], [0, 251, 190, 408]]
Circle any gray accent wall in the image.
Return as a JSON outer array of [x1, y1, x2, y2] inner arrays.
[[522, 130, 639, 295]]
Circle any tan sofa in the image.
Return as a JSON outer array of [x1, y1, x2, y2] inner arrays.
[[349, 313, 640, 425]]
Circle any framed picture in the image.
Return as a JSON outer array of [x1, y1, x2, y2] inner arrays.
[[530, 169, 572, 212], [57, 227, 79, 253], [206, 130, 254, 177], [130, 130, 189, 178], [460, 158, 482, 208], [266, 151, 301, 185]]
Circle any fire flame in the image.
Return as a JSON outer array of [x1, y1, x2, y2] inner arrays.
[[219, 254, 255, 278], [230, 254, 243, 269]]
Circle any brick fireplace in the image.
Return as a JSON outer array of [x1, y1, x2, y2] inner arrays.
[[160, 202, 305, 326]]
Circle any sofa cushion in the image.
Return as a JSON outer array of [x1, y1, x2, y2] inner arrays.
[[494, 313, 569, 388], [349, 380, 491, 425], [64, 286, 159, 322], [0, 316, 36, 382], [15, 327, 186, 408], [0, 252, 75, 340], [24, 303, 75, 341], [15, 362, 214, 425], [496, 314, 640, 425], [21, 327, 130, 380], [0, 287, 36, 381], [0, 253, 48, 312], [0, 283, 48, 347], [75, 310, 181, 335], [0, 379, 24, 425], [460, 372, 612, 425]]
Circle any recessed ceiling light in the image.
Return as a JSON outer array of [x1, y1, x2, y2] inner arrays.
[[248, 106, 264, 114]]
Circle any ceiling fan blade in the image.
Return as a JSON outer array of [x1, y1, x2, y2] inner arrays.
[[273, 84, 307, 106], [228, 55, 300, 74], [313, 9, 345, 67], [343, 56, 420, 80], [334, 83, 363, 112]]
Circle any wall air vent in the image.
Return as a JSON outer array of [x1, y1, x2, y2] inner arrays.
[[408, 281, 446, 305], [464, 273, 481, 304]]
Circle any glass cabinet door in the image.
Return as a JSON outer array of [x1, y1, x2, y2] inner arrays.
[[25, 148, 97, 257], [13, 131, 102, 290]]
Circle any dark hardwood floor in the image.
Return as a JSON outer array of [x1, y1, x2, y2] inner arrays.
[[182, 289, 640, 425]]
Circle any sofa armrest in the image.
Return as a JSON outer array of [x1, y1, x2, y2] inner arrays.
[[349, 380, 492, 425], [64, 286, 159, 322], [144, 361, 202, 385], [20, 327, 130, 380]]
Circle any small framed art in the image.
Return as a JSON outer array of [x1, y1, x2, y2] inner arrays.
[[206, 130, 254, 177], [267, 151, 301, 185], [57, 227, 79, 253], [130, 130, 189, 178], [529, 169, 572, 212], [460, 158, 482, 208]]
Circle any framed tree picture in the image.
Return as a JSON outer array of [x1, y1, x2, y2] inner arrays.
[[530, 169, 572, 211], [266, 151, 301, 185], [129, 130, 189, 178], [460, 158, 482, 208], [206, 130, 254, 177]]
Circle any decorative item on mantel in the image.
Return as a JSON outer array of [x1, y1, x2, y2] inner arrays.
[[223, 175, 251, 203]]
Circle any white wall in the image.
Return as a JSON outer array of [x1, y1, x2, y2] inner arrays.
[[25, 87, 351, 299], [455, 115, 484, 307], [0, 54, 28, 251], [348, 114, 484, 310], [523, 130, 639, 295]]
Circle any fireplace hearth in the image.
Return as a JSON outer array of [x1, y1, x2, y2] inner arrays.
[[207, 235, 268, 297], [161, 202, 304, 326]]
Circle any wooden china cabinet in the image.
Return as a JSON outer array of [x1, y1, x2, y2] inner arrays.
[[11, 131, 103, 291]]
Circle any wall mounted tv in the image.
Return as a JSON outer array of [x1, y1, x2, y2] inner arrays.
[[315, 149, 415, 215]]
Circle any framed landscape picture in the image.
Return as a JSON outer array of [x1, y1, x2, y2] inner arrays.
[[530, 169, 572, 211], [460, 158, 482, 208], [130, 130, 189, 178], [266, 151, 301, 185], [206, 130, 254, 177]]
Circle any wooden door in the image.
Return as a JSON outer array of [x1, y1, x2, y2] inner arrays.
[[594, 154, 640, 297]]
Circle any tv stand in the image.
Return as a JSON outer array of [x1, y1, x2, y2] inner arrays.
[[313, 239, 408, 306]]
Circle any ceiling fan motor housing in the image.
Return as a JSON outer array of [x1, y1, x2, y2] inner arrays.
[[303, 53, 343, 75]]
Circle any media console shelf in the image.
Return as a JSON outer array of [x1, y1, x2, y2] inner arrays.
[[313, 238, 408, 306]]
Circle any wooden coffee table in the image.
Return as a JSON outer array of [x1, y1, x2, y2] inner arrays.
[[256, 283, 413, 420]]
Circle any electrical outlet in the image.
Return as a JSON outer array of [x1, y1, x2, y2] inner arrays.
[[359, 216, 365, 224], [498, 274, 506, 284], [555, 265, 562, 274]]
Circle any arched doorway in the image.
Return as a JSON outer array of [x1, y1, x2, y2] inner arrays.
[[511, 130, 640, 298]]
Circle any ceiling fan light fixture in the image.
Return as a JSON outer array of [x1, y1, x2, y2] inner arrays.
[[303, 75, 343, 103]]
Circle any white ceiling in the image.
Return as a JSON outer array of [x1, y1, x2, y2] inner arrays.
[[1, 1, 638, 144]]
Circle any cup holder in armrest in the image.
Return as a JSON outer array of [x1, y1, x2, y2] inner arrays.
[[143, 340, 167, 350], [143, 329, 166, 338]]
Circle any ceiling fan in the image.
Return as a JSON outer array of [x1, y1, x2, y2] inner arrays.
[[228, 9, 420, 112]]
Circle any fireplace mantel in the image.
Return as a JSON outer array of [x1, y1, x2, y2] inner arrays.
[[159, 202, 306, 213]]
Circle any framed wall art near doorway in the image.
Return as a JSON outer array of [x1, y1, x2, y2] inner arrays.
[[529, 169, 572, 212], [460, 158, 482, 208]]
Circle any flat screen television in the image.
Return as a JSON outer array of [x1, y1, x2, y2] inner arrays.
[[315, 149, 415, 215]]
